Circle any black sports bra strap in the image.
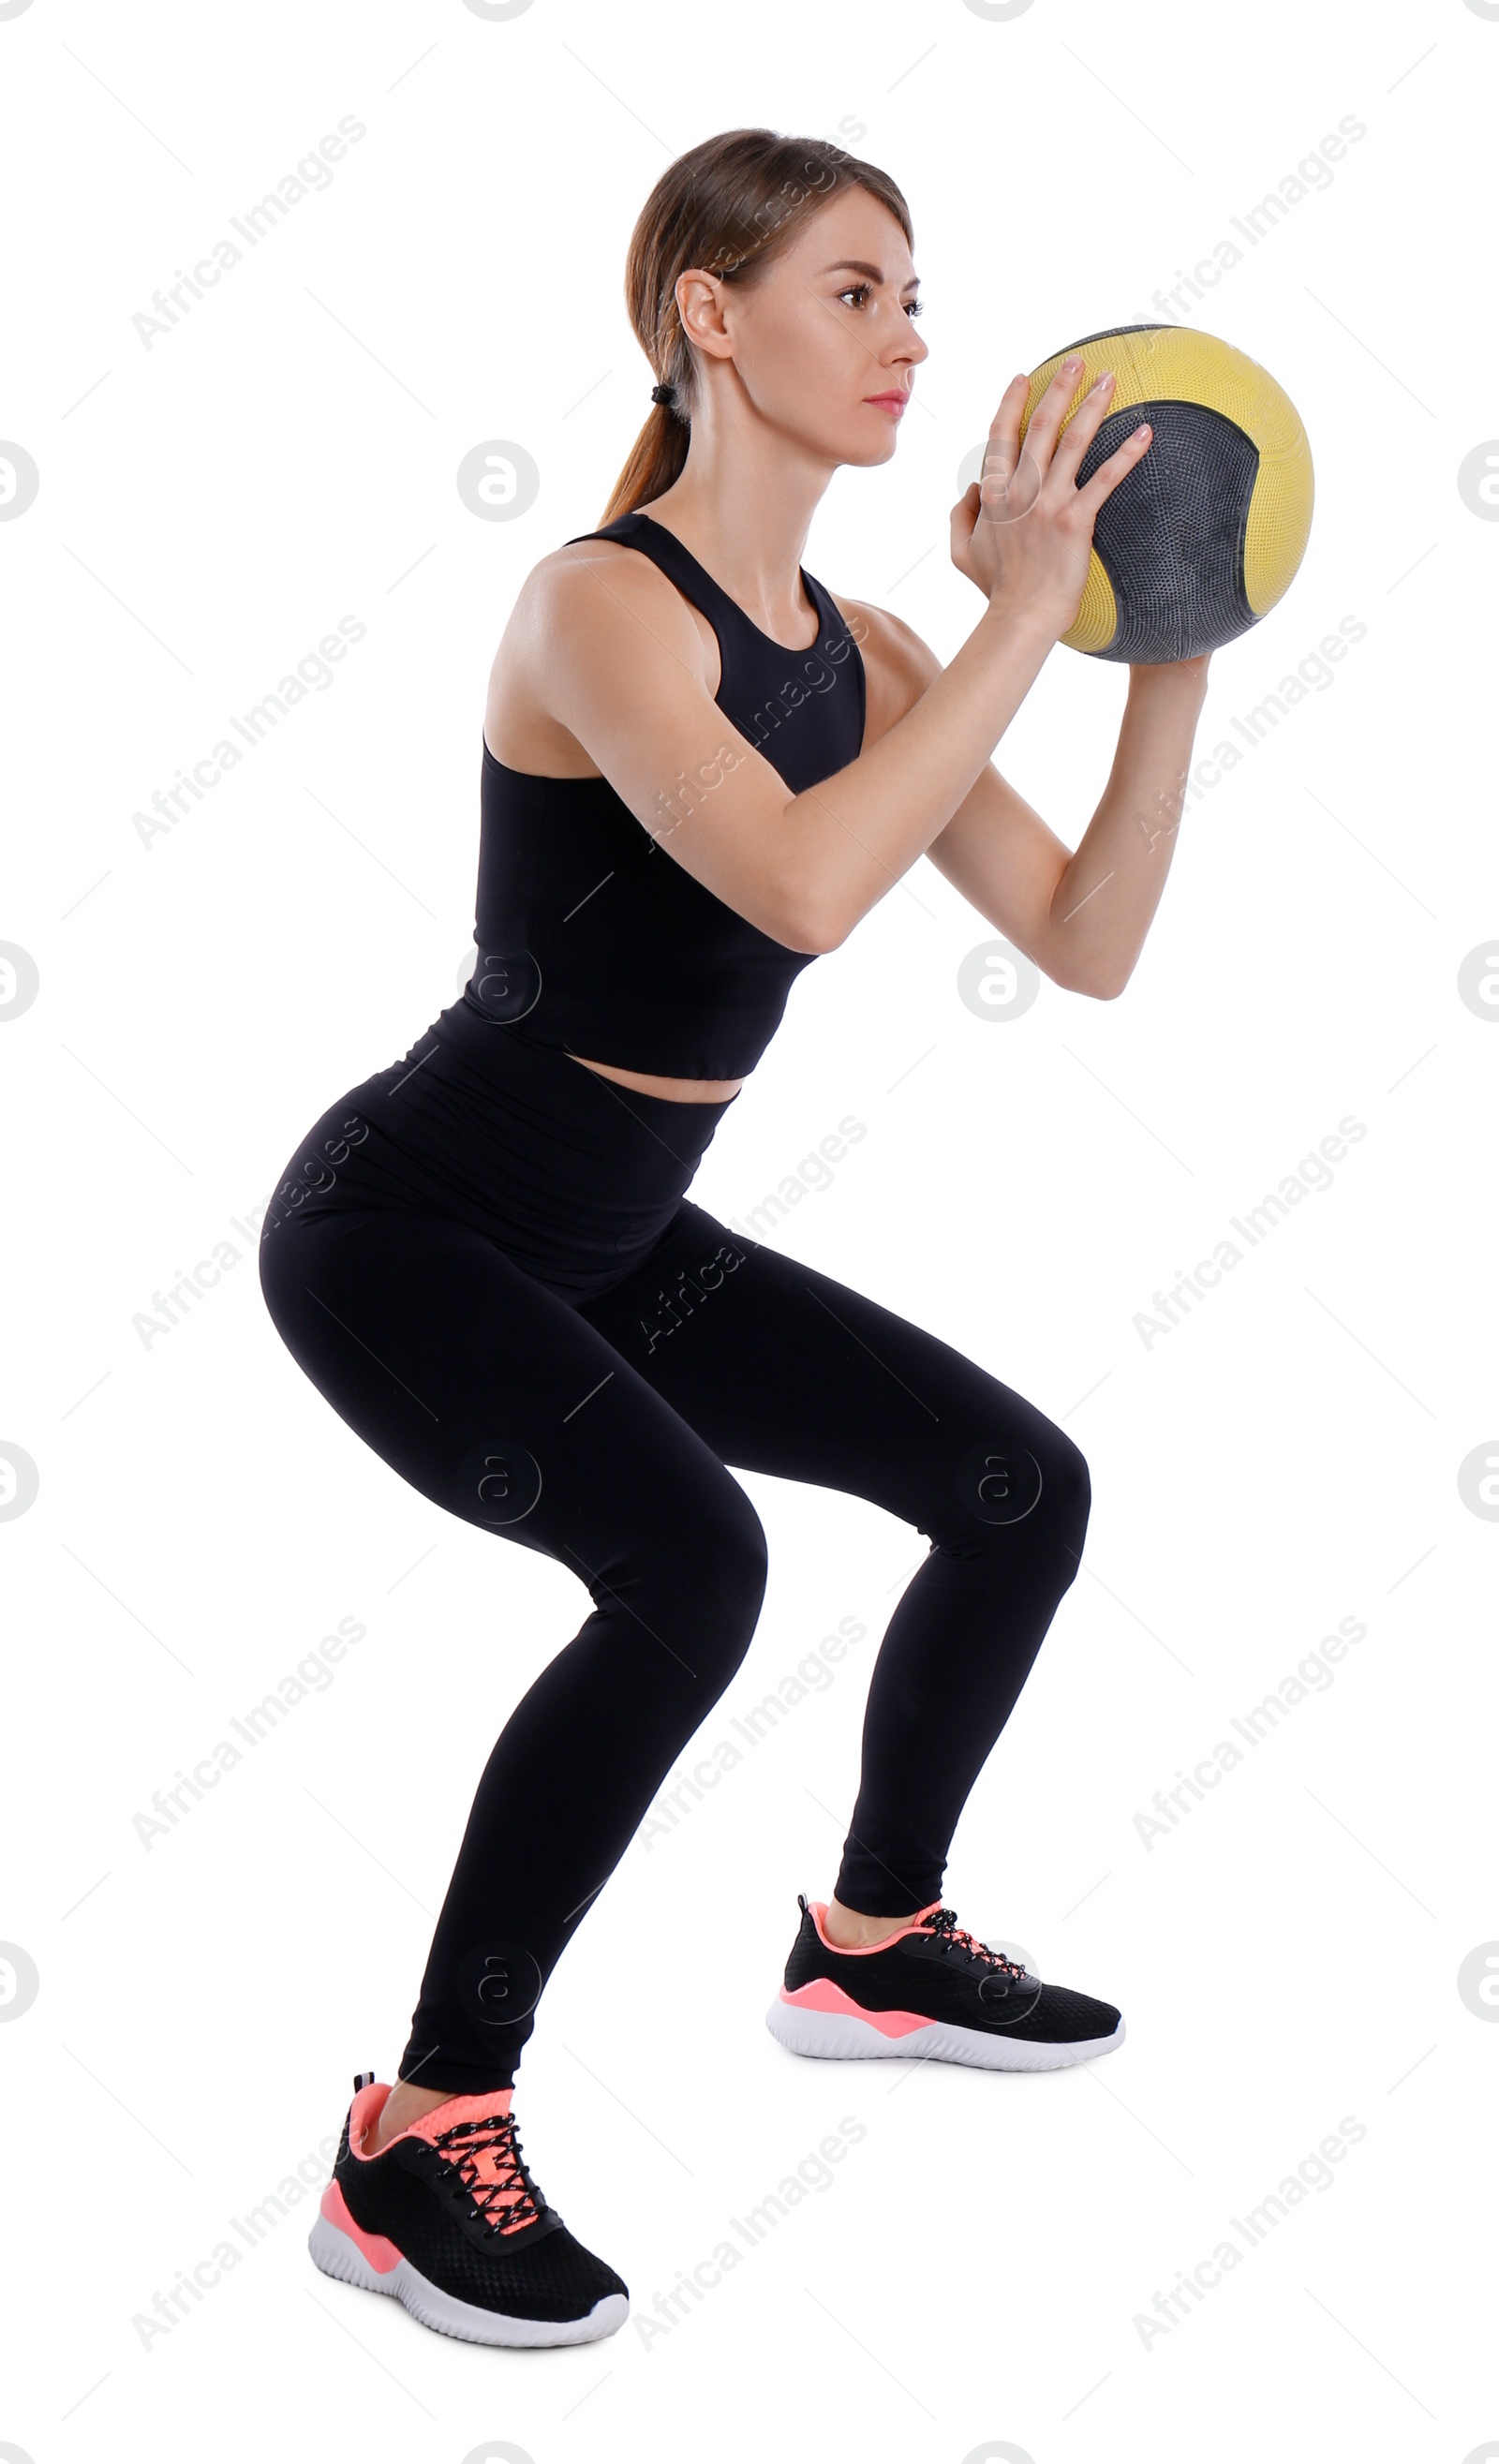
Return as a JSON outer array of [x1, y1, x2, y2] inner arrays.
[[580, 512, 746, 632], [565, 511, 833, 654]]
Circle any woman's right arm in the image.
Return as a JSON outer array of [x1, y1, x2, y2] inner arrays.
[[527, 354, 1150, 954]]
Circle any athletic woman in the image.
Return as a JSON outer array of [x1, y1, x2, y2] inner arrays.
[[259, 128, 1211, 2348]]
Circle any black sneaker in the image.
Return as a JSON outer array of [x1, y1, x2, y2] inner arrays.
[[308, 2075, 630, 2346], [765, 1895, 1124, 2071]]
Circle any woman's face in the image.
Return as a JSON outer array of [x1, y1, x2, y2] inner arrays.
[[684, 184, 928, 466]]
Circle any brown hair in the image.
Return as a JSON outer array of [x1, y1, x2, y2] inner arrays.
[[600, 126, 913, 525]]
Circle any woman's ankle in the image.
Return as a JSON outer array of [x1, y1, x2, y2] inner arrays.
[[823, 1893, 919, 1951], [366, 2079, 456, 2153]]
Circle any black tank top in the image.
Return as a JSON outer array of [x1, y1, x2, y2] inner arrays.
[[461, 509, 867, 1080]]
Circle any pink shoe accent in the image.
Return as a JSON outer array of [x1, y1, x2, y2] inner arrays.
[[348, 2081, 515, 2160], [807, 1898, 943, 1955], [320, 2179, 402, 2273], [405, 2086, 515, 2145], [405, 2089, 535, 2230], [348, 2080, 392, 2156], [352, 2084, 536, 2236], [779, 1977, 932, 2038]]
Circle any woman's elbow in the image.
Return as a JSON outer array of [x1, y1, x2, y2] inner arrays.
[[1051, 958, 1132, 1001], [775, 889, 849, 956]]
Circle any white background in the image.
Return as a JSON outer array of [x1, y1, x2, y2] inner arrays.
[[3, 1, 1495, 2458]]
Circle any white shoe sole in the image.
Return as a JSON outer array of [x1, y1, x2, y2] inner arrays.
[[307, 2209, 629, 2348], [764, 1996, 1124, 2071]]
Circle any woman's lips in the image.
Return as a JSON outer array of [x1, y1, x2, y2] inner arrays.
[[864, 392, 909, 413]]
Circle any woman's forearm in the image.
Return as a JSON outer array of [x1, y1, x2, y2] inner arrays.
[[1045, 661, 1210, 997], [777, 598, 1059, 950]]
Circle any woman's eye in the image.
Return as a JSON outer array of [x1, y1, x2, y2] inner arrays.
[[839, 283, 923, 318]]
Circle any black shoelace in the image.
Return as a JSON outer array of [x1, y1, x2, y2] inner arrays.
[[921, 1907, 1029, 1980], [431, 2110, 543, 2234]]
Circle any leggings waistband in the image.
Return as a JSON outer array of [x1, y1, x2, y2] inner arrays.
[[263, 1000, 738, 1303]]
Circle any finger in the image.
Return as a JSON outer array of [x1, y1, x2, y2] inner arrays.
[[976, 374, 1030, 502], [1048, 369, 1120, 486], [1076, 419, 1153, 514], [949, 485, 980, 545], [1020, 354, 1088, 473]]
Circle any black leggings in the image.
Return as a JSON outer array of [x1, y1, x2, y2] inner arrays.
[[259, 1010, 1091, 2093]]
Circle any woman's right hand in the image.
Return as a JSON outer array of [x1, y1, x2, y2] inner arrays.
[[950, 357, 1153, 640]]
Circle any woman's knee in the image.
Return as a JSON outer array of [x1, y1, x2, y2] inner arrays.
[[947, 1412, 1091, 1572], [1035, 1426, 1091, 1580], [687, 1487, 770, 1672], [1038, 1423, 1090, 1523], [622, 1478, 769, 1694]]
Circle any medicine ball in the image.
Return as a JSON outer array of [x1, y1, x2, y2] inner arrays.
[[1019, 325, 1313, 663]]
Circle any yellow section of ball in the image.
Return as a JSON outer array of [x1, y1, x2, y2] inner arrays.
[[1018, 326, 1314, 649]]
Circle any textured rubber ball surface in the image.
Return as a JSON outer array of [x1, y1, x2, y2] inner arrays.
[[1018, 323, 1313, 663], [1076, 399, 1258, 662]]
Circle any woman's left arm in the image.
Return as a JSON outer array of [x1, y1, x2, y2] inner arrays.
[[927, 654, 1211, 999], [849, 601, 1211, 999]]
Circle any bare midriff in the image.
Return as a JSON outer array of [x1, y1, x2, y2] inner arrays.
[[564, 1051, 745, 1104]]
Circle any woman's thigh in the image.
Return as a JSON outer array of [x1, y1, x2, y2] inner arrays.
[[578, 1199, 1089, 1542], [258, 1197, 768, 1626]]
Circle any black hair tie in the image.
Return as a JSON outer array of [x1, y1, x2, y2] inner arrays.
[[650, 382, 675, 407]]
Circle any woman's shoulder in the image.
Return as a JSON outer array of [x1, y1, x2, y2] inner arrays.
[[515, 531, 702, 646], [824, 590, 943, 748], [484, 531, 712, 772]]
